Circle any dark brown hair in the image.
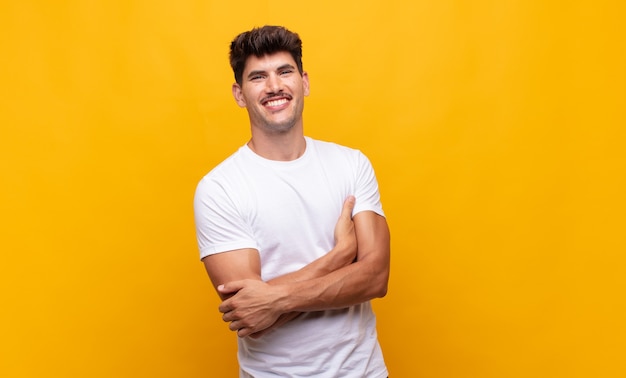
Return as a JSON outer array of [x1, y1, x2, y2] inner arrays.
[[229, 25, 303, 85]]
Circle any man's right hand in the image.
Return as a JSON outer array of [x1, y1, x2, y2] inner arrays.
[[204, 195, 360, 338]]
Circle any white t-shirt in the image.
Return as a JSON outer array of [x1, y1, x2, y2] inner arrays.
[[194, 137, 388, 377]]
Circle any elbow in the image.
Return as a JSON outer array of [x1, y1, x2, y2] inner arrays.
[[372, 272, 389, 298], [375, 282, 388, 298]]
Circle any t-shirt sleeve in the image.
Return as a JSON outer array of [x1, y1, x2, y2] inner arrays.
[[193, 176, 258, 260], [352, 151, 385, 218]]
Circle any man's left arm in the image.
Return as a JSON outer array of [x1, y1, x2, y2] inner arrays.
[[219, 210, 390, 335]]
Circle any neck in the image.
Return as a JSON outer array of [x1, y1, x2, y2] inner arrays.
[[248, 127, 306, 161]]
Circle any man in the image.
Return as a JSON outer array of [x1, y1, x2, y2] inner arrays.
[[194, 25, 390, 377]]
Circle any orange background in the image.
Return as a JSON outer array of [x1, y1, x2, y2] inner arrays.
[[1, 1, 624, 377]]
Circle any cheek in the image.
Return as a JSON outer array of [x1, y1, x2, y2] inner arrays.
[[240, 90, 257, 107]]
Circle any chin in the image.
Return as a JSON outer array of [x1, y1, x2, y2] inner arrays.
[[263, 119, 297, 133]]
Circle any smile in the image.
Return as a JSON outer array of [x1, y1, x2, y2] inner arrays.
[[265, 98, 289, 107]]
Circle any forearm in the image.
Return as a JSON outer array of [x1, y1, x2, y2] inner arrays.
[[279, 255, 388, 312], [211, 228, 355, 337], [216, 206, 391, 338], [267, 241, 355, 285], [272, 211, 390, 312], [249, 240, 355, 336], [245, 255, 384, 338]]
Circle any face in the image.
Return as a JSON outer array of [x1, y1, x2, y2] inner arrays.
[[232, 51, 310, 134]]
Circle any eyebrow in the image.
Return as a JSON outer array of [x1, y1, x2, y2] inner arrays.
[[276, 64, 296, 72], [246, 64, 296, 80]]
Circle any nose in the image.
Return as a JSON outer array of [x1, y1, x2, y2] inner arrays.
[[266, 73, 283, 93]]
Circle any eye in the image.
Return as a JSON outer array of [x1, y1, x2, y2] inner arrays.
[[250, 74, 265, 81], [279, 69, 294, 76]]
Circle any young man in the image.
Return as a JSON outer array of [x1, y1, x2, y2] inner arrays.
[[194, 25, 390, 377]]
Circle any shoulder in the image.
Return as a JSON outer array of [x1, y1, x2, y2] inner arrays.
[[195, 146, 250, 198], [307, 137, 367, 161], [307, 137, 374, 175]]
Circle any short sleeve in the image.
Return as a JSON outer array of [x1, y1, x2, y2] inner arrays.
[[193, 176, 258, 260]]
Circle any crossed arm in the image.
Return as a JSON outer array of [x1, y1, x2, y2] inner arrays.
[[202, 196, 390, 338]]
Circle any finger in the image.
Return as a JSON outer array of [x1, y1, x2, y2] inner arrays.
[[340, 195, 356, 219], [218, 299, 232, 313], [222, 311, 234, 322], [229, 321, 252, 338], [237, 327, 253, 338], [218, 282, 243, 295], [229, 320, 240, 331]]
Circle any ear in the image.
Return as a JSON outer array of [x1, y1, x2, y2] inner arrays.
[[302, 71, 310, 96], [232, 83, 246, 107]]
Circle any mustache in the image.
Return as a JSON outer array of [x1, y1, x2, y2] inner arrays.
[[261, 93, 292, 103]]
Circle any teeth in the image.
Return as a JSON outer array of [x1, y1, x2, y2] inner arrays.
[[266, 99, 288, 107]]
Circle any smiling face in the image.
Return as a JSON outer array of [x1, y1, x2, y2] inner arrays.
[[232, 51, 310, 135]]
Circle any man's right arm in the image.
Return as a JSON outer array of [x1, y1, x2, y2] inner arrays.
[[202, 196, 358, 333], [203, 196, 357, 295]]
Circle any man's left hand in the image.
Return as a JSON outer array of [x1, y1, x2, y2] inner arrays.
[[218, 279, 286, 337]]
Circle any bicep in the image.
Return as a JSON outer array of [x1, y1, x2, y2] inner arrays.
[[353, 211, 390, 297], [202, 248, 262, 299], [353, 211, 390, 266]]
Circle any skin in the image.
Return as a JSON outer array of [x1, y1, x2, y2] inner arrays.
[[203, 51, 391, 338], [231, 51, 309, 161], [204, 196, 359, 338]]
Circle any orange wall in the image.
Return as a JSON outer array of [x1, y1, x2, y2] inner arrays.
[[1, 1, 624, 377]]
